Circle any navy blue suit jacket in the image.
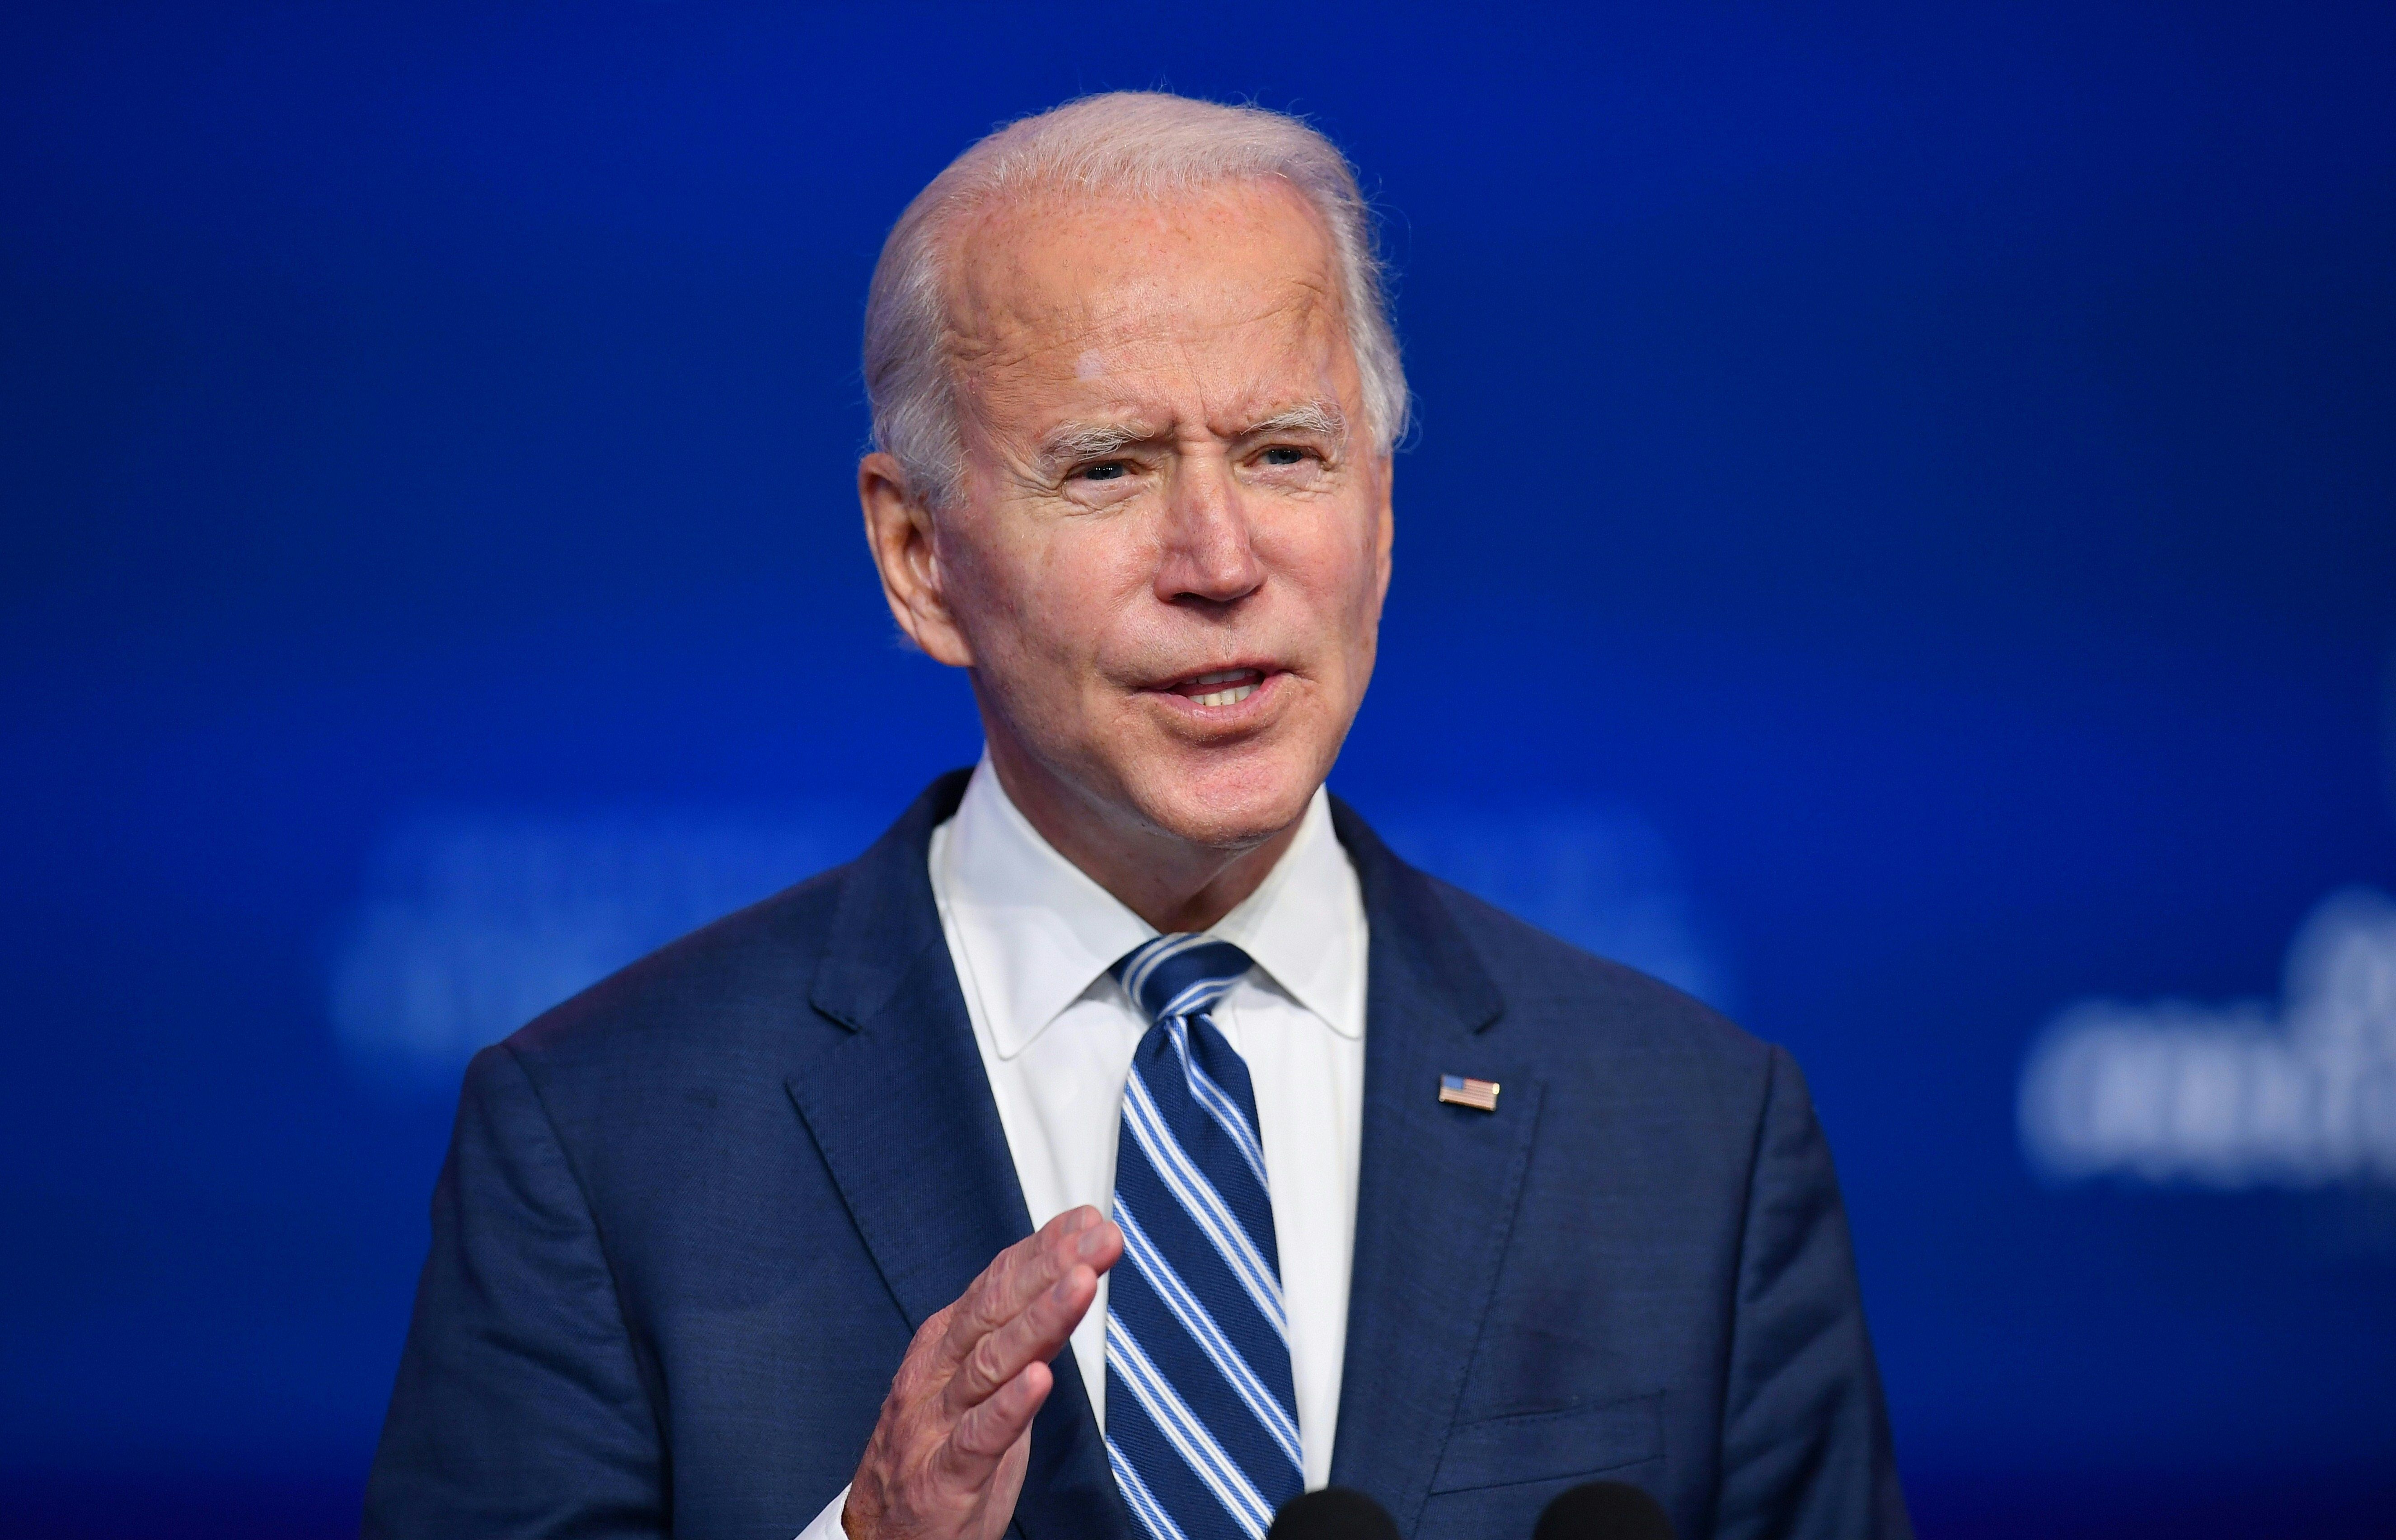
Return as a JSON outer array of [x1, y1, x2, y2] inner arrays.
[[365, 772, 1909, 1539]]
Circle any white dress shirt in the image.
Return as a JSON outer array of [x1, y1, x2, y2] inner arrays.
[[796, 760, 1367, 1540]]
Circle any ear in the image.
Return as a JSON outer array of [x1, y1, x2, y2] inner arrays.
[[859, 451, 975, 668], [1369, 450, 1396, 609]]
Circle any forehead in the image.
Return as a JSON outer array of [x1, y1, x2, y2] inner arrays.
[[942, 179, 1353, 422]]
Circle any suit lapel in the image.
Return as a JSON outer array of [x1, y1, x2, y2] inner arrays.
[[1326, 801, 1543, 1534], [788, 771, 1133, 1540]]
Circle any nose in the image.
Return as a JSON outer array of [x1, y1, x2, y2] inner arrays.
[[1153, 449, 1264, 607]]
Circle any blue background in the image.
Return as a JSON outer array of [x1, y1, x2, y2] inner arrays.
[[5, 3, 2393, 1535]]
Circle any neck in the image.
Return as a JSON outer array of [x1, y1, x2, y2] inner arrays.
[[981, 739, 1304, 935]]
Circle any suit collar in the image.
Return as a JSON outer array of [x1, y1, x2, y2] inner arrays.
[[1328, 796, 1504, 1037], [805, 768, 971, 1038], [794, 769, 1133, 1540], [1326, 798, 1542, 1532]]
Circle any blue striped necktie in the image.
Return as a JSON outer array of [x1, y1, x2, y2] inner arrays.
[[1106, 934, 1304, 1540]]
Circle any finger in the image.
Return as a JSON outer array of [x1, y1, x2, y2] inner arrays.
[[935, 1208, 1102, 1368], [942, 1359, 1052, 1479], [1076, 1217, 1124, 1275], [935, 1215, 1115, 1411], [928, 1230, 1055, 1368], [943, 1259, 1097, 1415]]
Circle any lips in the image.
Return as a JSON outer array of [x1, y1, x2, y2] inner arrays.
[[1160, 667, 1266, 707]]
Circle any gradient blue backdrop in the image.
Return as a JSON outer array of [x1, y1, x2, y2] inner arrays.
[[5, 4, 2394, 1536]]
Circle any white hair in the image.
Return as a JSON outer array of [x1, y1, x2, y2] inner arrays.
[[863, 92, 1409, 508]]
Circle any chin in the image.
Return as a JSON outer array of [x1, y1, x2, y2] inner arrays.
[[1125, 740, 1326, 852]]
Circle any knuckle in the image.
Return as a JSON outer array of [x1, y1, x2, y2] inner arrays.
[[957, 1393, 1009, 1453], [914, 1304, 954, 1348], [961, 1269, 1004, 1318], [962, 1333, 1006, 1392]]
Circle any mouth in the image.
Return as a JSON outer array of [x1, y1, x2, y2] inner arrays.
[[1153, 665, 1271, 708]]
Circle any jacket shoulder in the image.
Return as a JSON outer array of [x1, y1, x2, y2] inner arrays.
[[492, 768, 971, 1086], [499, 860, 852, 1081]]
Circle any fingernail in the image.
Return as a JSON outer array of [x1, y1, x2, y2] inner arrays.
[[1061, 1207, 1094, 1234], [1077, 1222, 1111, 1259], [1051, 1275, 1077, 1305]]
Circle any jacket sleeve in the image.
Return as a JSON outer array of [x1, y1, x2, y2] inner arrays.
[[1713, 1047, 1912, 1540], [363, 1042, 668, 1538]]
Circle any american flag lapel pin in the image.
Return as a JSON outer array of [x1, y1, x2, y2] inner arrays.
[[1438, 1074, 1501, 1113]]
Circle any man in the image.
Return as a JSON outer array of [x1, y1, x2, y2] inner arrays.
[[366, 93, 1908, 1540]]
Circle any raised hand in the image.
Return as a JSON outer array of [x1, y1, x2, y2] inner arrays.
[[842, 1206, 1123, 1540]]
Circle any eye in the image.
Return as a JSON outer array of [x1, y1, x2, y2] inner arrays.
[[1259, 445, 1309, 467], [1077, 460, 1130, 482]]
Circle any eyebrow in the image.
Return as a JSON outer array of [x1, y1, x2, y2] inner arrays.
[[1033, 400, 1349, 477], [1244, 400, 1348, 445], [1036, 421, 1155, 473]]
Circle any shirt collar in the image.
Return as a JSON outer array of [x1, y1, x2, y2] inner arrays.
[[1210, 787, 1366, 1043], [936, 757, 1366, 1059]]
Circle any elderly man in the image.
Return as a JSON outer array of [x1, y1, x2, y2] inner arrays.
[[365, 94, 1908, 1540]]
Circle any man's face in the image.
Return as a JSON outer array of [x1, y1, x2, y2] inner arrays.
[[906, 179, 1392, 852]]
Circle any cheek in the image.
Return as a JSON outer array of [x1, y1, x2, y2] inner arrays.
[[937, 516, 1050, 671], [951, 510, 1142, 677], [1269, 506, 1385, 632]]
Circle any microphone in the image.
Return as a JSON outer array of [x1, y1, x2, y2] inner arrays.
[[1533, 1480, 1675, 1540], [1268, 1487, 1402, 1540]]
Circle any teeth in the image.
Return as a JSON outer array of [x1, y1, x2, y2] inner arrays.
[[1192, 669, 1251, 686], [1196, 683, 1259, 707]]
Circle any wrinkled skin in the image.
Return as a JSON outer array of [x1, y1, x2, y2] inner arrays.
[[861, 178, 1394, 934]]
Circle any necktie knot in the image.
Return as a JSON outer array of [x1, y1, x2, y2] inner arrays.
[[1112, 934, 1254, 1026]]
